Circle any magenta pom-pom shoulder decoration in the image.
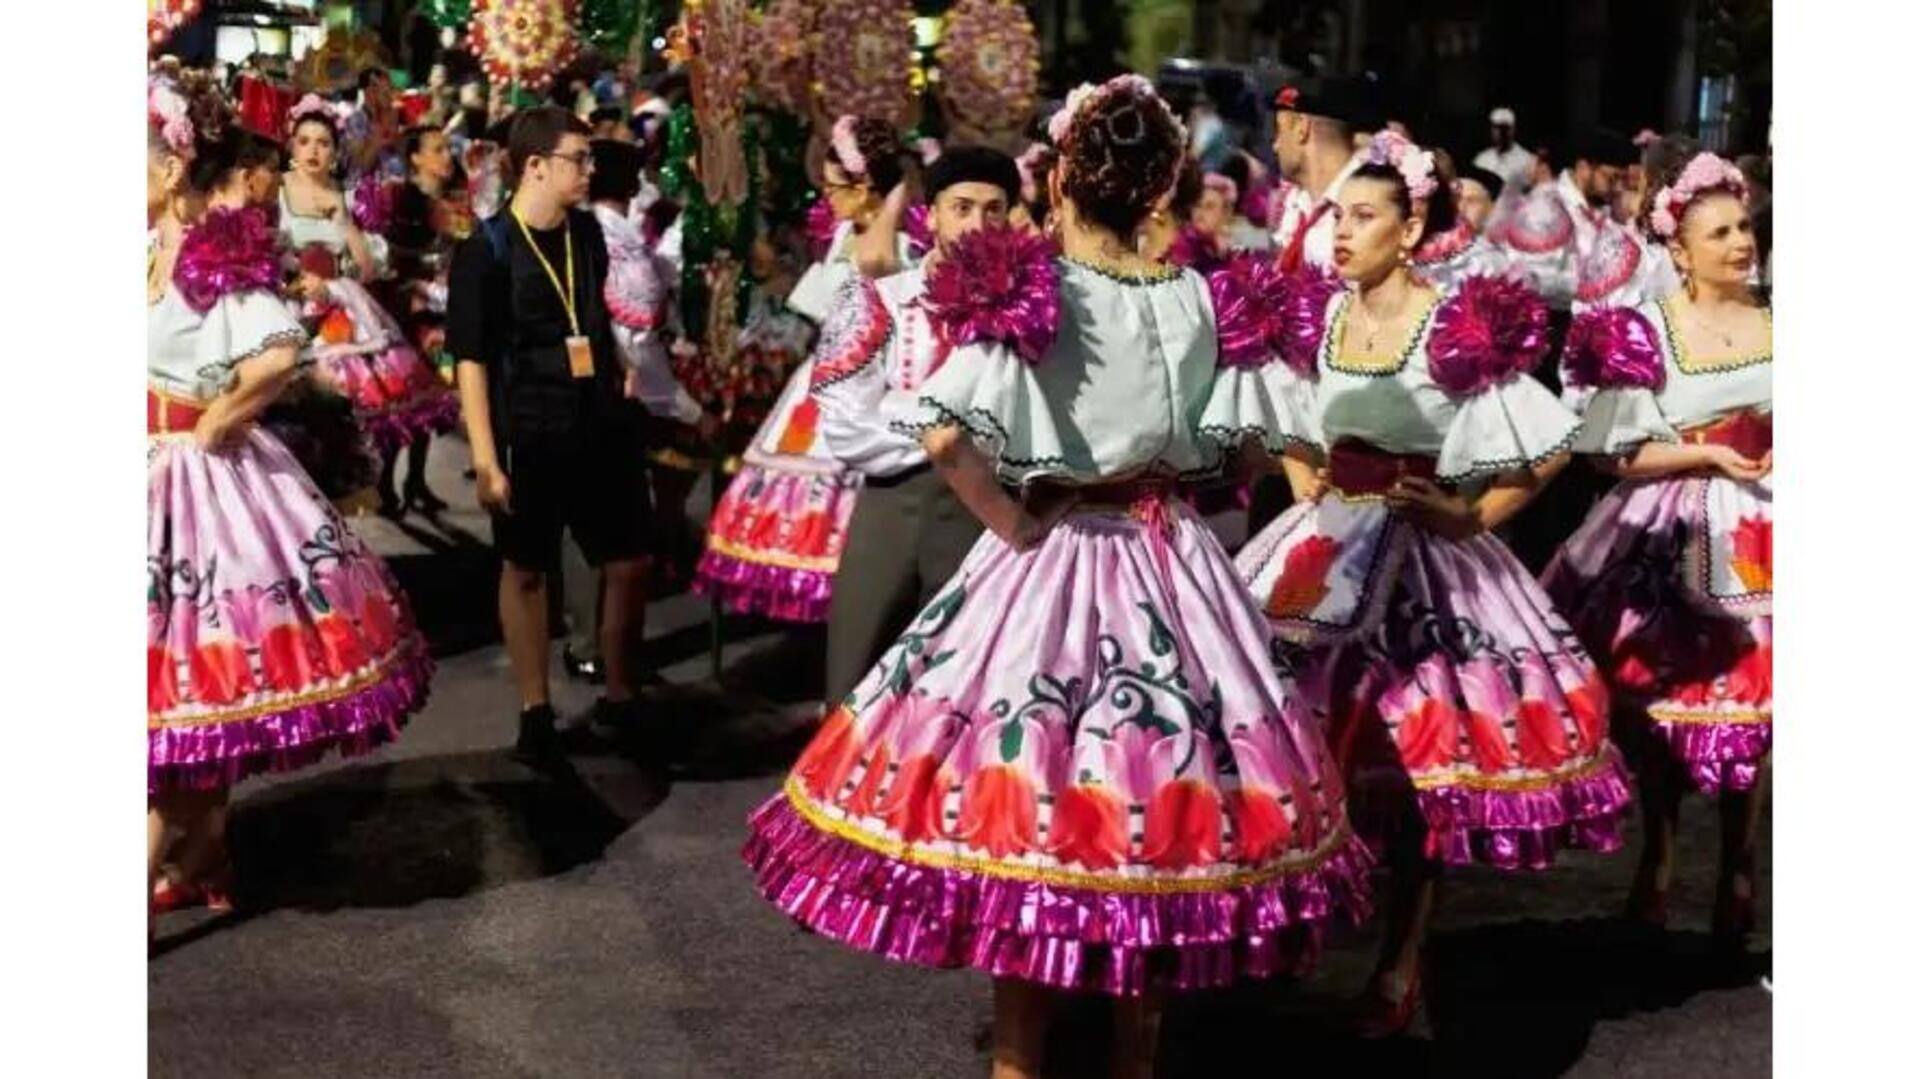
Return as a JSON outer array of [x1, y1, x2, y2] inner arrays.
[[922, 226, 1060, 363], [174, 206, 283, 313], [1207, 252, 1294, 372], [1426, 275, 1552, 397], [1562, 306, 1665, 391], [350, 174, 397, 236], [806, 197, 837, 261], [1277, 265, 1342, 377]]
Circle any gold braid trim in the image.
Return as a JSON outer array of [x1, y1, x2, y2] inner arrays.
[[780, 775, 1357, 895]]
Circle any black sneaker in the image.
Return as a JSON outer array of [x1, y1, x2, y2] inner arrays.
[[512, 704, 562, 766]]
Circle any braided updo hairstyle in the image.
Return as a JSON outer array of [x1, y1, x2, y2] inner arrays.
[[1058, 81, 1186, 239], [829, 116, 908, 194]]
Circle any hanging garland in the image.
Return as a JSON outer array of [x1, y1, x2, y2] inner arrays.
[[813, 0, 915, 127], [935, 0, 1041, 142], [468, 0, 580, 92], [148, 0, 202, 53]]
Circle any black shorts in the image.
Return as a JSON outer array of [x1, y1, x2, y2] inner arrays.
[[492, 419, 652, 572]]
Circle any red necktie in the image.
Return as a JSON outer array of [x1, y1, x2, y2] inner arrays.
[[1278, 201, 1334, 274]]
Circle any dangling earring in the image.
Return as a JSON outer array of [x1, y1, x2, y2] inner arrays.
[[1682, 267, 1697, 301]]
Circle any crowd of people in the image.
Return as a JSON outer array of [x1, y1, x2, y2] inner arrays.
[[149, 53, 1770, 1077]]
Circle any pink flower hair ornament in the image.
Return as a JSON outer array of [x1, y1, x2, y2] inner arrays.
[[286, 93, 344, 135], [1203, 173, 1239, 210], [829, 115, 868, 178], [1361, 130, 1437, 201], [1648, 152, 1748, 241], [148, 77, 195, 161]]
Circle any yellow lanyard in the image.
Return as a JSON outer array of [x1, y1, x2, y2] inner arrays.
[[511, 208, 579, 335]]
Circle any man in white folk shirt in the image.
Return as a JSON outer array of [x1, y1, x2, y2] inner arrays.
[[1252, 78, 1377, 533], [1473, 106, 1538, 194], [808, 147, 1023, 705], [1268, 76, 1377, 276]]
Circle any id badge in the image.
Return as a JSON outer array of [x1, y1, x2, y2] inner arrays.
[[565, 335, 594, 379]]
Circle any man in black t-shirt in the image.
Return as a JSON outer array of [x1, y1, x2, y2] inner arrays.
[[447, 106, 652, 762]]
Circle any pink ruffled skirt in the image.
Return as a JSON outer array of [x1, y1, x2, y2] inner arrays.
[[1238, 500, 1633, 870], [744, 497, 1373, 996], [695, 460, 862, 624], [148, 428, 432, 793], [1542, 475, 1771, 795], [314, 343, 459, 453]]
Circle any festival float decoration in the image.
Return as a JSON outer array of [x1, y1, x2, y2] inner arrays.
[[813, 0, 915, 128], [148, 0, 201, 53], [468, 0, 581, 92], [935, 0, 1042, 147]]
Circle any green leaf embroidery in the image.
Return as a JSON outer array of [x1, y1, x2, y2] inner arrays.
[[999, 721, 1025, 763]]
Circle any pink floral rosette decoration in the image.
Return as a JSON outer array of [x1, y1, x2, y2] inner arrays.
[[813, 0, 915, 128], [935, 0, 1041, 141], [1425, 275, 1551, 396], [921, 225, 1060, 364], [174, 206, 283, 314], [468, 0, 580, 92]]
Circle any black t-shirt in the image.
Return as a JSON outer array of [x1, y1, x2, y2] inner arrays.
[[447, 207, 628, 441]]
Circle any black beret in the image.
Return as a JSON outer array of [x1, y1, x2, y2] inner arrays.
[[923, 144, 1021, 206]]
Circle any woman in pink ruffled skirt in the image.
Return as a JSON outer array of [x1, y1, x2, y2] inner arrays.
[[147, 77, 431, 927], [744, 79, 1372, 1078], [1233, 131, 1632, 1036]]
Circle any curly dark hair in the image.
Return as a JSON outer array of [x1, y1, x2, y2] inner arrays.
[[288, 109, 342, 152], [829, 116, 908, 194], [1348, 161, 1457, 248], [1058, 82, 1186, 239]]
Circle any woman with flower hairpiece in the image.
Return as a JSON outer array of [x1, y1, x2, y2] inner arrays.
[[693, 115, 915, 624], [1231, 129, 1632, 1036], [281, 94, 458, 519], [744, 76, 1370, 1078], [1542, 149, 1770, 951], [147, 76, 431, 934]]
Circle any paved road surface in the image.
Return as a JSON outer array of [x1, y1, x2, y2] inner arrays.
[[150, 437, 1770, 1078]]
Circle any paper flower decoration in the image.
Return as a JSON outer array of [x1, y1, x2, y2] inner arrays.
[[936, 0, 1041, 138], [469, 0, 581, 92], [748, 0, 815, 116], [814, 0, 914, 127]]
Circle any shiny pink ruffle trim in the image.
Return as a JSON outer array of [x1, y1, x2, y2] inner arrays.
[[1354, 750, 1634, 871], [693, 551, 833, 624], [741, 793, 1375, 997], [359, 392, 460, 453], [1649, 718, 1770, 795], [148, 646, 432, 793]]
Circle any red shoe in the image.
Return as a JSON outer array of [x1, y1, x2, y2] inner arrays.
[[1352, 968, 1423, 1039], [150, 876, 206, 914]]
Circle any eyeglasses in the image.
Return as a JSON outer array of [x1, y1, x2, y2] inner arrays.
[[546, 150, 595, 172]]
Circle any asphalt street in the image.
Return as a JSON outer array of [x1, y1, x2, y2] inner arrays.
[[149, 435, 1771, 1078]]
